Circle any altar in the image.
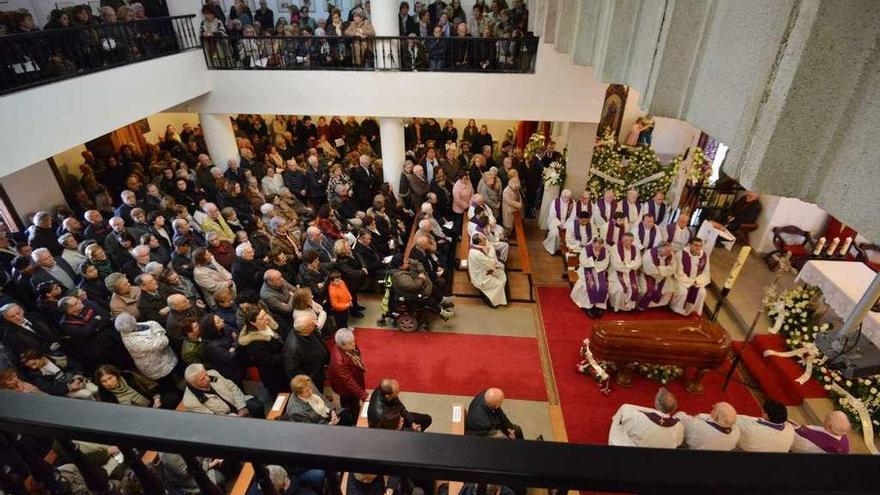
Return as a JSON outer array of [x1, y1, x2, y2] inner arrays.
[[796, 260, 880, 348]]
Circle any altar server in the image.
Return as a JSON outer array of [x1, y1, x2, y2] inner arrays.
[[670, 237, 710, 316], [609, 233, 642, 312], [570, 237, 609, 319], [609, 388, 684, 448], [641, 191, 670, 226], [592, 189, 617, 231], [664, 214, 693, 251], [736, 399, 795, 453], [543, 189, 575, 254], [638, 242, 676, 310], [565, 211, 594, 251], [674, 402, 741, 451], [468, 233, 508, 308], [601, 212, 627, 247], [790, 410, 851, 454], [632, 213, 661, 252], [619, 188, 642, 229]]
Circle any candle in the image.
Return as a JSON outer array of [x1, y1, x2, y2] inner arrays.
[[839, 237, 853, 257], [826, 237, 840, 256], [813, 237, 826, 256], [724, 246, 752, 289]]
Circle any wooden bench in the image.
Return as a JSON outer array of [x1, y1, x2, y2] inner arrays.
[[340, 401, 371, 495], [229, 393, 291, 495], [445, 403, 466, 495], [512, 212, 534, 302], [457, 217, 471, 270]]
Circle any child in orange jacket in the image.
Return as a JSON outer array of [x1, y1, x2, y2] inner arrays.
[[328, 270, 352, 329]]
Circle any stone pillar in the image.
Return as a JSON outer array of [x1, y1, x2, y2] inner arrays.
[[167, 0, 202, 17], [562, 122, 597, 194], [200, 114, 239, 171], [379, 117, 406, 193], [370, 0, 400, 69]]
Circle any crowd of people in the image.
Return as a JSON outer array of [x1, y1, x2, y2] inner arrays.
[[199, 0, 535, 71], [609, 388, 852, 454]]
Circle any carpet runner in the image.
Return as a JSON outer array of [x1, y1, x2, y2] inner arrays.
[[733, 334, 827, 406]]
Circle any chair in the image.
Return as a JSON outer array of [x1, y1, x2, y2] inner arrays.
[[764, 226, 812, 270], [856, 243, 880, 272]]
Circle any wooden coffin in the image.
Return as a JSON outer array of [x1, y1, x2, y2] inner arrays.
[[590, 319, 731, 393]]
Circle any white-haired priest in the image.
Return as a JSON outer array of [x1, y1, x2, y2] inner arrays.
[[609, 233, 642, 312], [638, 242, 676, 310], [670, 237, 710, 316], [609, 387, 684, 448], [570, 237, 610, 319], [543, 189, 575, 255]]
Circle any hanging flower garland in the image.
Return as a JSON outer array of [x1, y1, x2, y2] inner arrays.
[[688, 147, 710, 184], [587, 143, 679, 199]]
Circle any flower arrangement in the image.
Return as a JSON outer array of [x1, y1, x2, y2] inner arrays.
[[765, 284, 880, 430], [577, 340, 684, 388], [688, 147, 711, 184], [587, 140, 679, 199], [635, 363, 685, 384], [523, 132, 546, 162], [542, 149, 567, 186]]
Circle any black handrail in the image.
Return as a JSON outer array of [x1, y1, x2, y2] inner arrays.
[[0, 15, 201, 96], [201, 34, 539, 73], [0, 392, 878, 494]]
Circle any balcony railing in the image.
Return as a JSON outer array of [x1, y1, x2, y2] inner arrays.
[[201, 34, 539, 73], [1, 392, 880, 494], [0, 15, 200, 96]]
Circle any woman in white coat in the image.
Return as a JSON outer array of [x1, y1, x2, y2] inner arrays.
[[193, 247, 236, 310], [114, 312, 179, 389], [543, 189, 575, 254], [468, 233, 508, 307]]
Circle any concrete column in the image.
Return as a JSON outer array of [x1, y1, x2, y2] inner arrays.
[[167, 0, 203, 17], [379, 117, 406, 194], [562, 122, 598, 194], [200, 114, 239, 171], [370, 0, 400, 69]]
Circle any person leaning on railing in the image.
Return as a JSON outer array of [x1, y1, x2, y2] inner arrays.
[[201, 4, 231, 68], [344, 8, 375, 68]]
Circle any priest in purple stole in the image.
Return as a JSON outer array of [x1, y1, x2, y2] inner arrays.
[[570, 237, 609, 319], [638, 242, 675, 310], [608, 388, 684, 448], [575, 190, 594, 224], [543, 189, 575, 255], [609, 233, 642, 312], [632, 213, 661, 252], [620, 188, 642, 229], [601, 212, 628, 247], [640, 191, 669, 226], [592, 189, 617, 231], [671, 237, 711, 316], [790, 411, 851, 454], [565, 211, 594, 251], [664, 214, 693, 251]]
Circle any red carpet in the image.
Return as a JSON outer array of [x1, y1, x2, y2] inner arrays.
[[353, 328, 547, 401], [733, 334, 827, 406], [537, 286, 763, 445]]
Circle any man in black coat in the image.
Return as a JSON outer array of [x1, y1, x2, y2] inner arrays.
[[724, 191, 763, 234], [231, 242, 266, 294], [367, 378, 432, 431], [283, 314, 330, 390], [255, 0, 274, 29], [398, 2, 418, 35], [352, 155, 380, 211], [353, 231, 385, 281], [28, 212, 62, 257], [30, 248, 79, 291], [465, 387, 523, 439], [0, 303, 67, 361]]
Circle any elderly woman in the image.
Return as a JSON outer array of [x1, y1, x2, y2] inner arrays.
[[327, 328, 367, 411], [292, 287, 328, 334], [192, 247, 236, 310], [200, 313, 246, 387], [95, 364, 181, 410], [344, 8, 375, 67], [477, 169, 502, 219], [333, 239, 367, 316], [326, 164, 352, 203], [452, 172, 474, 238], [285, 374, 356, 425], [239, 306, 289, 395], [107, 272, 141, 318], [501, 177, 523, 236], [261, 163, 285, 196], [114, 312, 180, 390]]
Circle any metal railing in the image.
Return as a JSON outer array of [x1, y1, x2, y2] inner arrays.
[[1, 392, 879, 494], [0, 15, 200, 96], [201, 34, 539, 73]]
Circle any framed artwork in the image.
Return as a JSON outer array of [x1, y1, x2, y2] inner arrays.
[[134, 118, 150, 135], [597, 84, 629, 140]]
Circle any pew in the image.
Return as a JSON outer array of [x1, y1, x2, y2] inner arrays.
[[511, 212, 534, 301], [229, 393, 291, 495], [140, 402, 187, 465], [340, 401, 371, 495], [445, 403, 466, 495], [457, 217, 471, 270]]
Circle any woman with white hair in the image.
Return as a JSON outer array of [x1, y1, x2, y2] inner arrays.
[[327, 328, 368, 411], [467, 232, 507, 307], [114, 312, 180, 390], [543, 189, 575, 254]]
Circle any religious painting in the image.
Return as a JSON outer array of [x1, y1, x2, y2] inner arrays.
[[596, 84, 629, 140], [134, 118, 150, 135]]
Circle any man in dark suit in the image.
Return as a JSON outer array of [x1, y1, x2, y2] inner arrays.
[[367, 378, 432, 431], [465, 387, 524, 439], [398, 1, 419, 35], [401, 35, 427, 70], [352, 155, 380, 211], [28, 212, 62, 257], [30, 248, 78, 291], [0, 303, 67, 360], [724, 191, 763, 234], [354, 231, 385, 280]]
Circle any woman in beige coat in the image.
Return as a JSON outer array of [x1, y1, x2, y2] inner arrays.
[[502, 177, 523, 236]]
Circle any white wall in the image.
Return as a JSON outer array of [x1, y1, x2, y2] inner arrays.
[[748, 195, 830, 254], [145, 113, 202, 144], [0, 160, 67, 225], [0, 51, 211, 179]]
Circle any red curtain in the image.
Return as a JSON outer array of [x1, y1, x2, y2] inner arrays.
[[515, 121, 538, 150]]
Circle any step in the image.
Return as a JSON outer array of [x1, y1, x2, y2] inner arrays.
[[751, 335, 827, 403], [737, 343, 798, 405]]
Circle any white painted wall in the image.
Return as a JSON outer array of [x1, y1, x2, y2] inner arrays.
[[0, 160, 67, 225], [145, 113, 201, 144], [0, 51, 211, 180], [748, 195, 830, 254]]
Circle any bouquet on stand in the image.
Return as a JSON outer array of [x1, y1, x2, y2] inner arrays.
[[542, 148, 567, 186]]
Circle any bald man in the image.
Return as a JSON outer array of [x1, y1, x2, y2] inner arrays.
[[466, 387, 523, 439], [790, 410, 851, 454], [674, 402, 741, 451], [367, 378, 432, 432], [608, 388, 684, 448]]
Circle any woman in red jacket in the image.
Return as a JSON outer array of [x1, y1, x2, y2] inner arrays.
[[327, 328, 367, 412]]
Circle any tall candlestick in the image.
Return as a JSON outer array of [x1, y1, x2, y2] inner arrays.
[[826, 237, 840, 256], [839, 237, 853, 257], [724, 246, 752, 289], [813, 237, 826, 255]]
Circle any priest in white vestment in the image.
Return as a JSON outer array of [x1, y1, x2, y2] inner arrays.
[[592, 189, 617, 232], [600, 212, 628, 247], [674, 402, 741, 451], [574, 190, 593, 224], [619, 188, 642, 229], [632, 213, 661, 252], [570, 237, 609, 318], [640, 191, 670, 227], [736, 399, 795, 453], [565, 211, 594, 251], [790, 411, 851, 454], [609, 388, 684, 448], [609, 233, 642, 312], [664, 214, 693, 251], [468, 233, 508, 307], [467, 194, 504, 238], [472, 213, 509, 263], [638, 242, 676, 310], [543, 189, 575, 254], [670, 237, 710, 316]]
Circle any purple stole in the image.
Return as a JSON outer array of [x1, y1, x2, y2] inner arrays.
[[597, 199, 616, 222], [637, 223, 658, 250], [582, 245, 608, 303], [576, 201, 592, 219], [616, 244, 639, 302], [554, 198, 573, 222], [469, 203, 486, 225], [666, 224, 692, 244], [606, 224, 624, 246], [622, 200, 641, 221], [705, 420, 733, 435], [638, 247, 670, 309], [642, 411, 680, 428], [681, 250, 707, 304], [648, 201, 667, 224], [573, 221, 592, 244], [757, 419, 787, 431], [795, 426, 849, 454]]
